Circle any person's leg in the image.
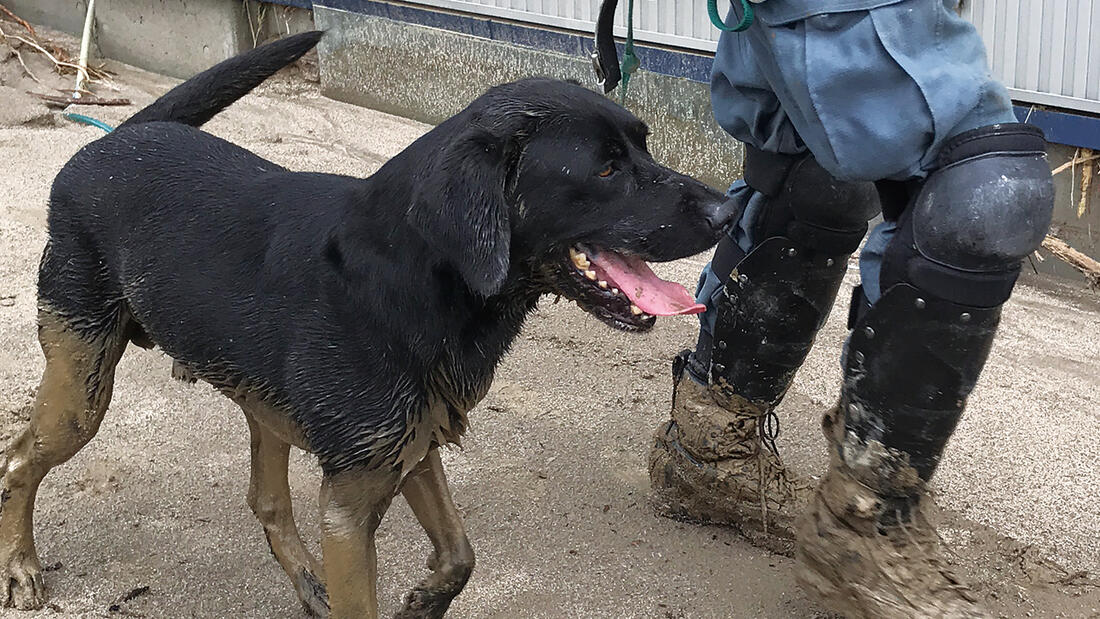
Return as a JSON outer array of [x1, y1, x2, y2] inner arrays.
[[649, 19, 881, 554], [659, 0, 1055, 613], [702, 0, 1052, 613], [800, 120, 1053, 617]]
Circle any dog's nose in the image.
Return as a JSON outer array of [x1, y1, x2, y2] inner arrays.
[[702, 198, 740, 233]]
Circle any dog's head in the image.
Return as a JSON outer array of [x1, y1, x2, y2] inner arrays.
[[410, 78, 735, 331]]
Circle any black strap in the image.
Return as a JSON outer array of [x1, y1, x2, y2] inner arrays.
[[593, 0, 622, 94], [847, 284, 870, 330], [710, 234, 746, 285], [743, 145, 798, 197]]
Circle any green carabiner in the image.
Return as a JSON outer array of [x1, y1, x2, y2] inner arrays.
[[708, 0, 755, 33]]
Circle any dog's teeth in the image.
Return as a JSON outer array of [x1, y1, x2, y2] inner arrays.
[[630, 304, 642, 315], [598, 280, 608, 289], [585, 270, 597, 280], [569, 247, 591, 270], [611, 288, 619, 295]]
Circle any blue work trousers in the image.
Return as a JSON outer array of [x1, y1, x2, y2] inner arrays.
[[696, 0, 1016, 334]]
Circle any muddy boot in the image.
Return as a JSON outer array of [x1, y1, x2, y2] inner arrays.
[[649, 353, 808, 555], [649, 147, 880, 554], [796, 408, 982, 618], [794, 263, 1023, 618]]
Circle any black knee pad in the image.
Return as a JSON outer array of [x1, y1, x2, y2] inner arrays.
[[743, 145, 881, 256], [882, 123, 1055, 307]]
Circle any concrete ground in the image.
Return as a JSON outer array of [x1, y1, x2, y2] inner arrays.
[[1, 28, 1099, 619]]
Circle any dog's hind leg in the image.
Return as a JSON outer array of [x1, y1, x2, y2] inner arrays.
[[242, 413, 329, 617], [395, 448, 474, 619], [318, 466, 400, 619], [0, 311, 128, 609]]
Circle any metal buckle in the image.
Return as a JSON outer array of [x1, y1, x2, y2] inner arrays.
[[591, 48, 606, 89]]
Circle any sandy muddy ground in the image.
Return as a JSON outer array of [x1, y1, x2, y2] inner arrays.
[[1, 27, 1099, 619]]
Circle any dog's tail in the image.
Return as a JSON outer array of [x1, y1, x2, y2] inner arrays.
[[119, 30, 324, 129]]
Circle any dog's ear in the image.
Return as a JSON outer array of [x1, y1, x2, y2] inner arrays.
[[410, 124, 518, 297]]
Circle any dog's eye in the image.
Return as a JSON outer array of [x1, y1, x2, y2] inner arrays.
[[598, 165, 614, 178]]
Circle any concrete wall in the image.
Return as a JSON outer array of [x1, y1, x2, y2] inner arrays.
[[4, 0, 253, 79], [3, 0, 311, 79], [244, 1, 318, 45], [313, 6, 743, 192]]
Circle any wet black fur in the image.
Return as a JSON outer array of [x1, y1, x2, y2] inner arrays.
[[40, 31, 728, 473]]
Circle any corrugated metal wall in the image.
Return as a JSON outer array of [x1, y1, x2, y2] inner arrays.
[[405, 0, 1099, 114], [961, 0, 1099, 114], [408, 0, 726, 50]]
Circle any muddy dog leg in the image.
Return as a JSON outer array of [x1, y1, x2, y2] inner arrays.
[[0, 312, 127, 609], [243, 413, 328, 616], [319, 466, 400, 619], [396, 449, 474, 619]]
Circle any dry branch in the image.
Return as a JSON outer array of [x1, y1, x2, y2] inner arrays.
[[27, 91, 129, 106], [0, 3, 35, 37], [1041, 234, 1100, 290], [0, 24, 117, 89], [1, 26, 39, 83], [1052, 152, 1100, 176], [1078, 151, 1094, 218]]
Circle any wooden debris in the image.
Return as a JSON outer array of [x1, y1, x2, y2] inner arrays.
[[74, 0, 96, 95], [0, 3, 35, 37], [27, 91, 130, 106], [1078, 149, 1094, 219], [4, 31, 83, 73], [0, 25, 117, 88], [1052, 151, 1100, 176], [1, 25, 40, 83], [1041, 234, 1100, 290]]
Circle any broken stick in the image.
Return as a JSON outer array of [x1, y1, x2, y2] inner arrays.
[[0, 3, 35, 37], [1041, 234, 1100, 289], [27, 91, 130, 106]]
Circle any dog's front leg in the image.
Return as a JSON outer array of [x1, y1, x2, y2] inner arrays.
[[319, 467, 400, 619], [396, 448, 474, 619]]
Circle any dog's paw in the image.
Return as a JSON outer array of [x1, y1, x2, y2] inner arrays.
[[395, 587, 452, 619], [296, 568, 329, 618], [1, 552, 46, 610], [170, 360, 198, 384]]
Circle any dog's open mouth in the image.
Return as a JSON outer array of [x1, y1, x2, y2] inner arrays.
[[547, 244, 706, 332]]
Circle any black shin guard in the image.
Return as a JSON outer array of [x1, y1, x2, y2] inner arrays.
[[708, 238, 851, 403], [699, 147, 880, 405], [841, 284, 1000, 481], [839, 123, 1055, 483]]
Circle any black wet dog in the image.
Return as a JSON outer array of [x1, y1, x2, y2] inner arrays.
[[0, 31, 733, 617]]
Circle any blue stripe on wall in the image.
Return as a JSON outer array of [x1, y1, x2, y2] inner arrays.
[[311, 0, 1100, 150], [265, 0, 313, 8], [1014, 106, 1100, 151]]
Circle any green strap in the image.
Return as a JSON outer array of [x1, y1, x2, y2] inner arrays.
[[64, 112, 114, 133], [619, 0, 640, 101], [708, 0, 755, 33], [619, 0, 754, 101]]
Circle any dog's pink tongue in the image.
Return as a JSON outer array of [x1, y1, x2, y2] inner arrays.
[[589, 251, 706, 316]]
